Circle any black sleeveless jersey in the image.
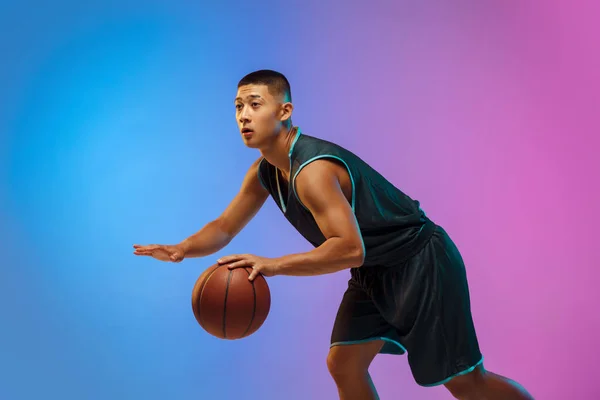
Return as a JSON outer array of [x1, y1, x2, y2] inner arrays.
[[257, 128, 436, 268]]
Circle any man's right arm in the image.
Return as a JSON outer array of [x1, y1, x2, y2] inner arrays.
[[179, 157, 269, 258]]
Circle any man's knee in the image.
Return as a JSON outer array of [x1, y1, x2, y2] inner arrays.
[[444, 365, 486, 399], [327, 347, 361, 380], [326, 341, 383, 382]]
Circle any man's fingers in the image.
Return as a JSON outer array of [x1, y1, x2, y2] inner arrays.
[[248, 268, 259, 281], [227, 259, 252, 270], [133, 244, 160, 251], [218, 255, 243, 264], [134, 250, 152, 256], [133, 245, 165, 256]]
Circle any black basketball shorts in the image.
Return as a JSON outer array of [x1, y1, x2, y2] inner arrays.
[[330, 225, 483, 387]]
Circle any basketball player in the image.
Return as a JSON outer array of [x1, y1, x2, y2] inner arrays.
[[133, 70, 534, 400]]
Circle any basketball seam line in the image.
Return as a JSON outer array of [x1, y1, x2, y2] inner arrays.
[[198, 266, 221, 329], [241, 268, 257, 338], [222, 270, 233, 339]]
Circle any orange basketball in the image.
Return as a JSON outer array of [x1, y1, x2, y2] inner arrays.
[[191, 264, 271, 339]]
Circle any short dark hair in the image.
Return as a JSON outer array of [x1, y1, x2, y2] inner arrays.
[[238, 69, 292, 102]]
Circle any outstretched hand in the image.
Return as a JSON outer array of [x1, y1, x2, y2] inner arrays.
[[133, 243, 186, 262], [218, 254, 279, 281]]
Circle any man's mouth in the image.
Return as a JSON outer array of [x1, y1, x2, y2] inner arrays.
[[242, 128, 254, 135]]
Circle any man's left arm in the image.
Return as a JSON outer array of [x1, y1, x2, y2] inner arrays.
[[273, 160, 365, 276], [218, 159, 365, 280]]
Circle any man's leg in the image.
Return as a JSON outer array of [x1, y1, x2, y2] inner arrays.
[[444, 364, 534, 400], [327, 340, 384, 400]]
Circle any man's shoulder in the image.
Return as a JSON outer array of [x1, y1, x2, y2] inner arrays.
[[295, 133, 353, 158], [298, 134, 371, 168]]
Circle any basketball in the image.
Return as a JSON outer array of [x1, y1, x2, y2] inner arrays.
[[191, 264, 271, 339]]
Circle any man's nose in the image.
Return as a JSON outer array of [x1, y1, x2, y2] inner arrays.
[[239, 107, 251, 123]]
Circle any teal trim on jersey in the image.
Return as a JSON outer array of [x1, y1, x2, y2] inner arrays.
[[275, 169, 287, 213], [291, 155, 356, 212], [274, 127, 302, 214], [291, 154, 366, 260], [288, 127, 301, 158], [256, 158, 267, 190], [330, 337, 407, 354], [419, 356, 484, 387]]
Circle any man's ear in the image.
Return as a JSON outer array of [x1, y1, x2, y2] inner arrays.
[[279, 102, 294, 122]]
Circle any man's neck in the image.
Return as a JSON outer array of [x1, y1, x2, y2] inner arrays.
[[260, 126, 298, 178]]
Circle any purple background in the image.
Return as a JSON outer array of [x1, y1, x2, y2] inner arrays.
[[1, 1, 598, 399]]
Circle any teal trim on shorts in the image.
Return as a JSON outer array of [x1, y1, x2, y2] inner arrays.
[[330, 337, 407, 354], [419, 356, 485, 387], [330, 338, 484, 388]]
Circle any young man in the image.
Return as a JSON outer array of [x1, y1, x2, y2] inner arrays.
[[134, 70, 534, 400]]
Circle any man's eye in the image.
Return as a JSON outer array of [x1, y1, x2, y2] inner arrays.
[[252, 102, 260, 107]]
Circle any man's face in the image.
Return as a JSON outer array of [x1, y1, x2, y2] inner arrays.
[[234, 84, 289, 148]]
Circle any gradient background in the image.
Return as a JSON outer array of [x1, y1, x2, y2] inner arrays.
[[1, 1, 599, 399]]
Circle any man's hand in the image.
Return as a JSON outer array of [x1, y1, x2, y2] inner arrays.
[[218, 254, 279, 281], [133, 243, 186, 262]]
